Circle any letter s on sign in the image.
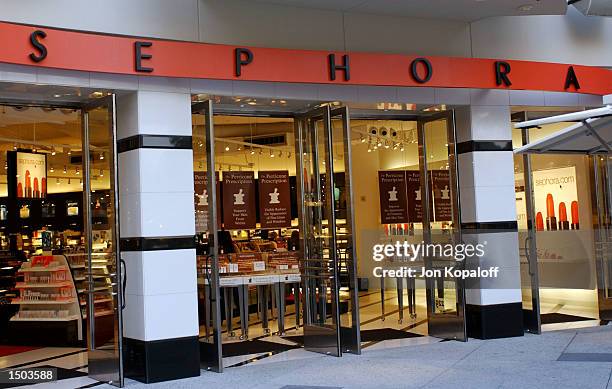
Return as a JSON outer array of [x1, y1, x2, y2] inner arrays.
[[29, 30, 47, 63]]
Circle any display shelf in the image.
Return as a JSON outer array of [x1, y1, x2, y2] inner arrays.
[[18, 266, 68, 272], [15, 281, 72, 288], [10, 315, 80, 322], [10, 255, 83, 342], [12, 298, 77, 305]]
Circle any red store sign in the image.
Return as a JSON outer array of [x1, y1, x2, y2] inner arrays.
[[0, 21, 610, 95]]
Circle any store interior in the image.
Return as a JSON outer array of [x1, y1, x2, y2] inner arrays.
[[192, 96, 459, 366], [0, 100, 118, 379], [513, 110, 601, 330]]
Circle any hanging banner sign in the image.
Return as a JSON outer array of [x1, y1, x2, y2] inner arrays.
[[405, 170, 423, 223], [258, 170, 291, 228], [430, 170, 452, 222], [16, 152, 46, 199], [378, 171, 409, 224], [194, 171, 220, 232], [222, 171, 256, 229]]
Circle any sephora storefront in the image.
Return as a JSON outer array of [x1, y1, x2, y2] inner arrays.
[[0, 17, 609, 387]]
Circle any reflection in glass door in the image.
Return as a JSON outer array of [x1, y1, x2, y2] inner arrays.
[[417, 111, 467, 341], [295, 106, 342, 356], [81, 95, 124, 386], [192, 100, 223, 372], [592, 155, 612, 321]]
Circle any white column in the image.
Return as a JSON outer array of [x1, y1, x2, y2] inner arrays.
[[116, 91, 200, 383], [455, 91, 523, 339]]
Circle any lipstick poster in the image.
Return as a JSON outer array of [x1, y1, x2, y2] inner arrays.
[[258, 170, 291, 228], [222, 171, 256, 230], [16, 152, 46, 198], [532, 166, 578, 231]]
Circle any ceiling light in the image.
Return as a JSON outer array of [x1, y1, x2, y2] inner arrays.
[[99, 153, 104, 160], [56, 178, 60, 185], [250, 149, 255, 155], [49, 166, 54, 173], [225, 145, 230, 151], [99, 169, 104, 177], [518, 4, 534, 11], [270, 150, 275, 158], [63, 165, 67, 174], [75, 168, 80, 175]]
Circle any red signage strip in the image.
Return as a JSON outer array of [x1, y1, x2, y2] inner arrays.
[[0, 21, 611, 95]]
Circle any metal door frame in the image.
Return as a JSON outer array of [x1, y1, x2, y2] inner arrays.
[[192, 100, 223, 372], [330, 106, 361, 354], [516, 114, 542, 334], [417, 110, 467, 341], [81, 94, 125, 387], [294, 105, 343, 356], [591, 154, 612, 322]]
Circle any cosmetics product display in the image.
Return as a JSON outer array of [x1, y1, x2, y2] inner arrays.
[[546, 193, 557, 231], [558, 202, 569, 230]]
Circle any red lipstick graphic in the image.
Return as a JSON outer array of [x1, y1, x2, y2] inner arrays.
[[17, 182, 23, 197], [536, 212, 544, 231], [571, 201, 579, 230], [25, 170, 31, 198], [33, 177, 39, 198], [558, 202, 569, 230], [546, 193, 557, 231]]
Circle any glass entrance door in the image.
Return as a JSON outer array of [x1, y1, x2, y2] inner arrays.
[[515, 123, 542, 334], [192, 100, 223, 372], [592, 155, 612, 321], [417, 111, 467, 341], [81, 95, 124, 386], [295, 106, 342, 356]]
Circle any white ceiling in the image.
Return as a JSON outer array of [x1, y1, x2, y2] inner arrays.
[[252, 0, 567, 22]]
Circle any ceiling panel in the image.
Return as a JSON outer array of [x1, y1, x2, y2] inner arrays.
[[252, 0, 567, 22]]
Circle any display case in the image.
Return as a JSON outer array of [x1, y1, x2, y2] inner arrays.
[[8, 254, 82, 345]]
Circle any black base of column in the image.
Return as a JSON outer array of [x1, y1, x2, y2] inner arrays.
[[466, 302, 524, 339], [123, 336, 200, 383]]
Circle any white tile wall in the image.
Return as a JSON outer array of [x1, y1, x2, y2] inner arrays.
[[460, 185, 517, 223], [356, 85, 398, 102], [35, 68, 90, 87], [509, 90, 546, 106], [397, 87, 435, 105], [434, 88, 470, 105], [0, 63, 37, 83], [123, 293, 146, 340], [232, 80, 276, 98], [90, 72, 139, 90], [469, 89, 510, 106], [143, 292, 199, 340], [458, 151, 515, 189], [317, 84, 358, 102], [543, 91, 581, 107], [122, 249, 197, 296], [117, 91, 192, 139], [118, 149, 194, 195], [137, 76, 191, 94], [465, 105, 512, 142], [274, 83, 319, 100], [119, 191, 195, 238]]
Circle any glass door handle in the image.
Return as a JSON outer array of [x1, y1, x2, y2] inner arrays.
[[120, 257, 127, 310]]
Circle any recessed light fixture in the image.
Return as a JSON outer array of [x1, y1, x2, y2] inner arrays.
[[518, 4, 534, 11]]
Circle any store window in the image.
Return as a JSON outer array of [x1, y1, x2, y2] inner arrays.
[[513, 114, 599, 328]]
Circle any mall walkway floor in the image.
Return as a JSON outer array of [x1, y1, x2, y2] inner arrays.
[[37, 325, 612, 389]]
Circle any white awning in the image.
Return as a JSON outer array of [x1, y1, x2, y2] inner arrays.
[[514, 105, 612, 155]]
